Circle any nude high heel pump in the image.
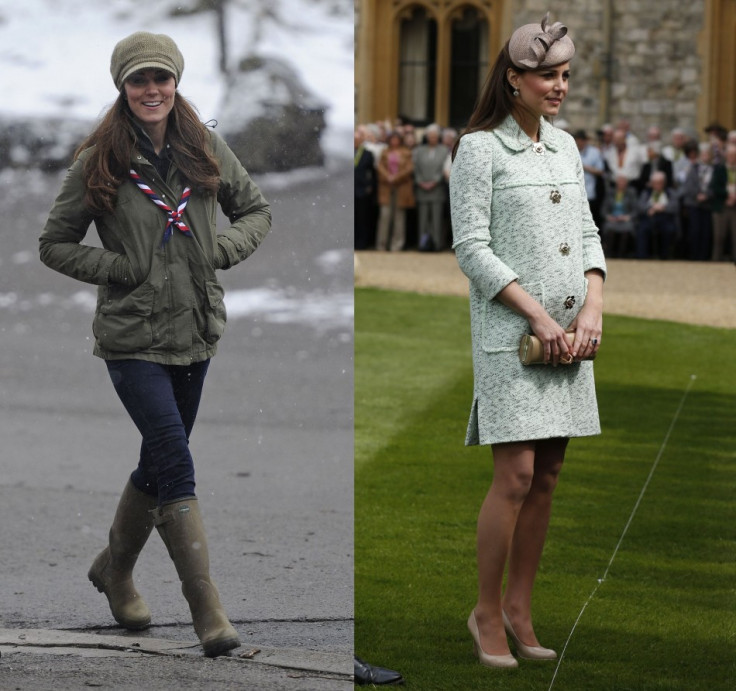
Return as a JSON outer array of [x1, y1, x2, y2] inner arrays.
[[502, 610, 557, 660], [467, 611, 518, 669]]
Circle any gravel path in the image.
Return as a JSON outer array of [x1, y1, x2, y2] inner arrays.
[[354, 251, 736, 329]]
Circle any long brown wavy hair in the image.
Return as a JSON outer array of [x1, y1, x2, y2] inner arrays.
[[75, 92, 221, 215], [452, 41, 537, 160]]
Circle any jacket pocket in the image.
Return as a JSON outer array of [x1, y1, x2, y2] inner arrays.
[[93, 283, 155, 352], [203, 280, 227, 344], [481, 281, 545, 353]]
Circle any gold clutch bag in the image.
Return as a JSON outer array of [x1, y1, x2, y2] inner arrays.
[[519, 332, 596, 365]]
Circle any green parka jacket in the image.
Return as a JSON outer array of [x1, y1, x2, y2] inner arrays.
[[39, 129, 271, 365]]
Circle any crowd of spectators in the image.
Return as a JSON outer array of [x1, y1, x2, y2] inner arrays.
[[354, 117, 736, 261], [354, 120, 457, 253]]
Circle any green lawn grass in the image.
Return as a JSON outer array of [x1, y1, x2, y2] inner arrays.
[[355, 287, 736, 690]]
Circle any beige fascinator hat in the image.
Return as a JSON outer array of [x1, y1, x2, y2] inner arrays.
[[508, 12, 575, 69]]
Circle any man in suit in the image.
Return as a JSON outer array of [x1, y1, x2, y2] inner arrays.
[[355, 127, 376, 250], [636, 170, 679, 259], [574, 129, 606, 230], [637, 141, 674, 192], [412, 124, 449, 251]]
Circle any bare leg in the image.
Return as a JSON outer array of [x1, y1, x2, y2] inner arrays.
[[473, 441, 535, 655], [502, 437, 568, 646]]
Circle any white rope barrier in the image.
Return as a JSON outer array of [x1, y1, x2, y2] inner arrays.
[[548, 374, 697, 690]]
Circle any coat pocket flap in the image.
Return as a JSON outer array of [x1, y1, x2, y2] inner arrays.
[[481, 281, 545, 353]]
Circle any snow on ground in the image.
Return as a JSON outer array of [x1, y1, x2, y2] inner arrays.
[[0, 282, 354, 333], [0, 0, 352, 155]]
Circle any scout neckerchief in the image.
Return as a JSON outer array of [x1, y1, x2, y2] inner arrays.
[[129, 169, 192, 247]]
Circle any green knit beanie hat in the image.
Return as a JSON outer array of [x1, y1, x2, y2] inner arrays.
[[110, 31, 184, 91]]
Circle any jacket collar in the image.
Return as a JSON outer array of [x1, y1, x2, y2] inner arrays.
[[127, 114, 172, 179], [493, 114, 561, 153]]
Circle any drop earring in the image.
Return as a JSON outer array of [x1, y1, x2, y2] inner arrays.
[[513, 88, 520, 97]]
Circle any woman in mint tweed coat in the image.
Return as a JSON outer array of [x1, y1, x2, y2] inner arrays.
[[449, 14, 606, 669]]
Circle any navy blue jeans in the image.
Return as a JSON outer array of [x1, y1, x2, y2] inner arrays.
[[105, 359, 210, 505]]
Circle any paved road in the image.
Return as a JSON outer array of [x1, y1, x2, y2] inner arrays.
[[0, 157, 354, 687]]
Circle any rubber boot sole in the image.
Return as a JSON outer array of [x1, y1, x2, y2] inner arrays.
[[88, 568, 151, 631], [203, 633, 241, 658]]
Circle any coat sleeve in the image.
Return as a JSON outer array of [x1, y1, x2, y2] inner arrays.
[[39, 155, 130, 285], [449, 133, 518, 300], [664, 188, 680, 214], [680, 166, 699, 206], [211, 132, 272, 270], [412, 148, 427, 183], [710, 164, 728, 207], [376, 150, 389, 183], [394, 149, 414, 185]]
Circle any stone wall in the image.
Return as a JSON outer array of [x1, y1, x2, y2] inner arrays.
[[510, 0, 706, 139]]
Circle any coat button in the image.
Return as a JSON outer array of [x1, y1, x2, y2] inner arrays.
[[550, 190, 562, 203], [564, 296, 576, 309], [559, 242, 570, 255]]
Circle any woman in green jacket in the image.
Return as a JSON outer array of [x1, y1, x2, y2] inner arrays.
[[39, 32, 271, 657]]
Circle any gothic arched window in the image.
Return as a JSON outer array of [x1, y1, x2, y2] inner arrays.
[[398, 7, 438, 125], [449, 6, 489, 128]]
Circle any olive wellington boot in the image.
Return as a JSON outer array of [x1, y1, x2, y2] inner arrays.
[[88, 480, 157, 629], [152, 498, 241, 657]]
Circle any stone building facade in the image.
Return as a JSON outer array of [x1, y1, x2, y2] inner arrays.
[[356, 0, 736, 140]]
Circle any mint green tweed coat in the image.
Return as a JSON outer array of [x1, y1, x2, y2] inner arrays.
[[450, 115, 607, 445]]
